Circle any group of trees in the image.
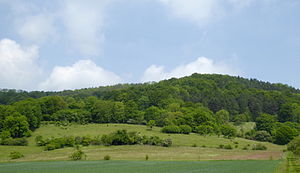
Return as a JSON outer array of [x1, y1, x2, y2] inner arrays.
[[35, 129, 172, 151], [0, 74, 300, 145]]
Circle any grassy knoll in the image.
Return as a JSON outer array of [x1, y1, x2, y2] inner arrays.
[[0, 160, 280, 173], [0, 123, 285, 162]]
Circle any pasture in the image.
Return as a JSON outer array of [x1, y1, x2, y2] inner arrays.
[[0, 124, 285, 162]]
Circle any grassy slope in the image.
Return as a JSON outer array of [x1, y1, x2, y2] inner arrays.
[[0, 160, 280, 173], [0, 123, 285, 162]]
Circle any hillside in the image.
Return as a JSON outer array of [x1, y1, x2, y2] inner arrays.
[[1, 73, 300, 148], [0, 124, 284, 162]]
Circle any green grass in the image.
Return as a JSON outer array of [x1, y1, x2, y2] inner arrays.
[[0, 160, 280, 173], [0, 123, 285, 162]]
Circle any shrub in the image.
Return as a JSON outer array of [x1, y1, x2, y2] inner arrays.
[[145, 155, 149, 161], [162, 138, 172, 147], [104, 155, 111, 160], [242, 146, 249, 150], [110, 130, 132, 145], [9, 151, 24, 159], [287, 136, 300, 155], [192, 144, 197, 147], [44, 143, 56, 151], [70, 149, 86, 160], [254, 131, 272, 142], [0, 138, 28, 146], [224, 144, 233, 150], [218, 144, 224, 149], [35, 135, 44, 146], [179, 125, 192, 134], [146, 136, 163, 146], [221, 125, 237, 139], [90, 136, 102, 145], [161, 125, 181, 134], [81, 136, 92, 146], [252, 144, 267, 150], [195, 125, 214, 136], [0, 131, 11, 140]]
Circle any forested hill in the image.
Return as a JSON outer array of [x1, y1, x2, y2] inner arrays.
[[1, 73, 300, 145], [0, 74, 299, 105]]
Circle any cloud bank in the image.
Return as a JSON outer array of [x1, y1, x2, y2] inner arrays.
[[39, 60, 121, 91], [0, 39, 42, 90], [0, 39, 121, 91], [141, 57, 239, 82]]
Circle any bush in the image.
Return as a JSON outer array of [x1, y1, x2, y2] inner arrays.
[[101, 134, 112, 146], [162, 138, 172, 147], [192, 144, 197, 147], [179, 125, 192, 134], [242, 146, 249, 150], [70, 149, 86, 160], [9, 151, 24, 159], [221, 125, 237, 139], [254, 131, 272, 142], [110, 130, 132, 145], [161, 125, 181, 134], [0, 131, 11, 140], [218, 144, 224, 149], [195, 125, 214, 136], [35, 135, 44, 146], [145, 136, 163, 146], [219, 144, 232, 149], [0, 138, 28, 146], [252, 144, 267, 150], [145, 155, 149, 161], [104, 155, 111, 160], [44, 143, 56, 151], [224, 144, 233, 150], [287, 136, 300, 155]]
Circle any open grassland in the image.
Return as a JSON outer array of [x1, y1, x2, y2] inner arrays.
[[0, 124, 285, 162], [0, 160, 280, 173]]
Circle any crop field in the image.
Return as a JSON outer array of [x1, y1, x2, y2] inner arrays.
[[0, 160, 280, 173]]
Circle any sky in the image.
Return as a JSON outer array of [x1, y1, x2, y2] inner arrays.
[[0, 0, 299, 91]]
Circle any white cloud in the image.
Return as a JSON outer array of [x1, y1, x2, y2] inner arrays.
[[141, 57, 239, 82], [0, 39, 42, 90], [17, 13, 57, 44], [61, 0, 110, 56], [39, 60, 121, 91], [159, 0, 221, 26], [158, 0, 260, 26]]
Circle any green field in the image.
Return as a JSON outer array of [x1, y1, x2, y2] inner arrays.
[[0, 160, 280, 173], [0, 123, 285, 162]]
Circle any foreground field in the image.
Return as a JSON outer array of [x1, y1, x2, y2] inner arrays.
[[0, 160, 280, 173], [0, 123, 285, 162]]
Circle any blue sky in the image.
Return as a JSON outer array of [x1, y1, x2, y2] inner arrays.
[[0, 0, 299, 91]]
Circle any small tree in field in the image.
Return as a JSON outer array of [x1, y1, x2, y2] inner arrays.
[[147, 120, 156, 130], [70, 146, 86, 160]]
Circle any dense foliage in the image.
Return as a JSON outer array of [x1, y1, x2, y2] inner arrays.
[[35, 130, 171, 150], [1, 74, 300, 145]]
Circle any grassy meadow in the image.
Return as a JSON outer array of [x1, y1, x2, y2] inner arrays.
[[0, 123, 285, 162]]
